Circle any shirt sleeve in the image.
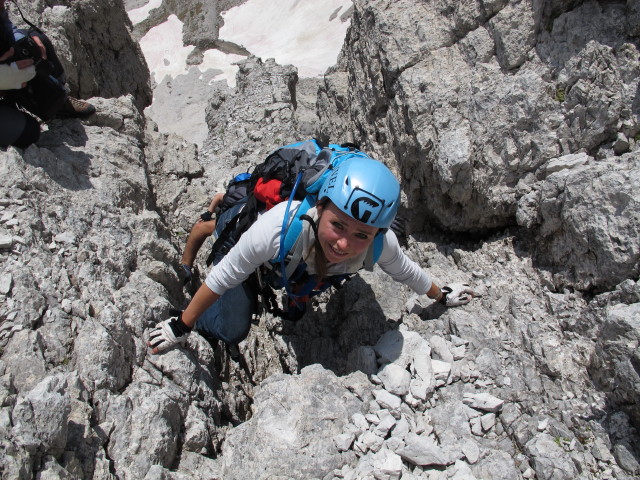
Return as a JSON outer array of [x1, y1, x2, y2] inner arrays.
[[0, 62, 36, 90], [376, 229, 433, 294], [204, 202, 294, 295]]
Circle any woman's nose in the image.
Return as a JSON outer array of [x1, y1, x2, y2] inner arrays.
[[336, 236, 349, 250]]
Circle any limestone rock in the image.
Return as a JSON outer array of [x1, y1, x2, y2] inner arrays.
[[220, 365, 365, 479]]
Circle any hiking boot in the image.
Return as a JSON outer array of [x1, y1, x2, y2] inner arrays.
[[61, 96, 96, 118]]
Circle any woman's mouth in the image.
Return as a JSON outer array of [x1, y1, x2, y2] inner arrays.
[[328, 244, 348, 259]]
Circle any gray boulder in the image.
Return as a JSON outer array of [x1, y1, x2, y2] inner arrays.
[[221, 365, 365, 479], [318, 0, 640, 239], [518, 153, 639, 290], [590, 302, 640, 431]]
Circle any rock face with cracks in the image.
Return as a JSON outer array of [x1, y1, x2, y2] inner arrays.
[[0, 0, 639, 479]]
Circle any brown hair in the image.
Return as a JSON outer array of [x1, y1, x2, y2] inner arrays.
[[310, 199, 329, 280]]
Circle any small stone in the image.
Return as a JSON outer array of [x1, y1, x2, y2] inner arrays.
[[333, 433, 355, 452], [450, 345, 466, 360], [545, 152, 590, 174], [432, 360, 451, 386], [391, 415, 410, 440], [0, 273, 12, 295], [61, 299, 73, 313], [373, 390, 402, 411], [377, 363, 411, 396], [371, 449, 403, 480], [462, 392, 504, 413], [537, 418, 549, 431], [373, 410, 397, 437], [0, 235, 13, 249], [462, 440, 480, 464], [404, 295, 428, 315], [480, 413, 496, 432], [430, 336, 454, 363], [396, 433, 450, 467], [54, 231, 77, 245], [613, 132, 630, 155], [384, 437, 405, 452], [366, 413, 380, 425], [359, 431, 384, 453], [470, 417, 483, 436], [352, 413, 369, 432]]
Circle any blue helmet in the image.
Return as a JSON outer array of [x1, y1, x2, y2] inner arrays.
[[318, 155, 401, 229]]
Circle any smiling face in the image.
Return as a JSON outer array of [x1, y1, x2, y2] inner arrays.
[[316, 201, 379, 264]]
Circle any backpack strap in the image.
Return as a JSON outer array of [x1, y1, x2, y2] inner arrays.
[[279, 172, 306, 305], [281, 194, 315, 274], [285, 233, 305, 280]]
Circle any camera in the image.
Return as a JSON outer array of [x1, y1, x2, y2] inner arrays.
[[8, 35, 53, 77], [10, 35, 42, 62]]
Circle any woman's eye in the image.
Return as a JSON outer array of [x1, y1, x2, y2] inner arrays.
[[332, 221, 344, 230], [355, 233, 369, 240]]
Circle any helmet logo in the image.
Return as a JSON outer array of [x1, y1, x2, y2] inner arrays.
[[345, 187, 384, 225]]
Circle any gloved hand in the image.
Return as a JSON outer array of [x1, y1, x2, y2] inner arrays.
[[200, 211, 214, 222], [439, 283, 476, 307], [148, 313, 192, 354], [182, 264, 193, 285]]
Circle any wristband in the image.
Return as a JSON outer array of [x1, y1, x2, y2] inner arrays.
[[438, 287, 452, 305], [172, 313, 193, 334]]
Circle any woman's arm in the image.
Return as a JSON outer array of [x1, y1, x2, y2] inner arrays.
[[377, 230, 476, 306], [149, 203, 293, 354], [425, 282, 444, 301], [148, 283, 221, 354], [376, 229, 434, 294], [181, 284, 220, 329]]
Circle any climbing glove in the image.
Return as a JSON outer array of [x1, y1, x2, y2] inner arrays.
[[148, 313, 192, 353], [439, 283, 476, 307], [200, 211, 214, 222], [182, 264, 193, 285]]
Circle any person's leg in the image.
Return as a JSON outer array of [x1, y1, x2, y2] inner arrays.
[[25, 30, 95, 118], [181, 220, 216, 267], [13, 113, 39, 148], [194, 280, 257, 345], [0, 104, 39, 148]]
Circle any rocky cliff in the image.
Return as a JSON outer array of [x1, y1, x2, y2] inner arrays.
[[0, 1, 638, 479]]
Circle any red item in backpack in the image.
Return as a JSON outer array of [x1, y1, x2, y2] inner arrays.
[[253, 177, 285, 210]]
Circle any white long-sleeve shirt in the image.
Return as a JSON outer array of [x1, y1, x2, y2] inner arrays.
[[0, 62, 36, 90], [205, 201, 432, 296]]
